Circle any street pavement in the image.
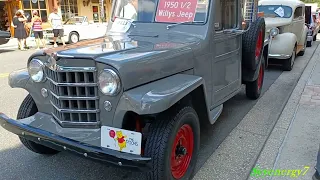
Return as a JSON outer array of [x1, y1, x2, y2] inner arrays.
[[0, 39, 318, 180]]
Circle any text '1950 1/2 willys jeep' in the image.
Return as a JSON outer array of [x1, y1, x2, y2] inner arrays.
[[258, 0, 308, 71], [0, 0, 268, 179]]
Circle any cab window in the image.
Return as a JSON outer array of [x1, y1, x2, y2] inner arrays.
[[214, 0, 238, 31], [294, 7, 303, 19]]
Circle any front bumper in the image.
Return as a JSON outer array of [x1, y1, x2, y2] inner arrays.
[[0, 112, 151, 171]]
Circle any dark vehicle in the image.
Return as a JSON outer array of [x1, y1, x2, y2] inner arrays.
[[305, 6, 319, 47], [0, 0, 269, 179], [0, 30, 10, 45]]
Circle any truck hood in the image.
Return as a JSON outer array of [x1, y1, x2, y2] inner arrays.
[[43, 32, 200, 90], [264, 18, 291, 32]]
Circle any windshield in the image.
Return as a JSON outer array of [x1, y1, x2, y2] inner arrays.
[[111, 0, 209, 23], [64, 17, 85, 25], [258, 5, 292, 18]]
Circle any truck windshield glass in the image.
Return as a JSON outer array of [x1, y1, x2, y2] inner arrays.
[[64, 17, 85, 25], [258, 5, 292, 18], [111, 0, 209, 23]]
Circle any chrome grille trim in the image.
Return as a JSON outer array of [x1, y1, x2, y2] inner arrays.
[[50, 91, 99, 100], [47, 78, 97, 87], [50, 101, 100, 113], [45, 62, 100, 128]]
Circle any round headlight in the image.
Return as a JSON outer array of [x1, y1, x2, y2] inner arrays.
[[28, 59, 45, 82], [270, 27, 279, 37], [98, 69, 121, 96]]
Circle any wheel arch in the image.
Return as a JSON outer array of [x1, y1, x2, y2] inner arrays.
[[114, 74, 212, 128], [69, 31, 80, 42]]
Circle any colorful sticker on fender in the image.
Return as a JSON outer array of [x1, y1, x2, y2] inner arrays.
[[101, 126, 142, 155], [155, 0, 198, 22]]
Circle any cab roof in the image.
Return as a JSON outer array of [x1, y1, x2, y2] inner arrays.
[[259, 0, 305, 8]]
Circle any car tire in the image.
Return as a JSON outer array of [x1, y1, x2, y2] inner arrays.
[[242, 17, 266, 70], [297, 36, 307, 56], [145, 106, 200, 180], [17, 94, 59, 155], [245, 56, 265, 100], [283, 46, 296, 71], [69, 32, 79, 44]]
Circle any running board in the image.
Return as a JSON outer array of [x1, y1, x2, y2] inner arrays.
[[209, 104, 223, 124]]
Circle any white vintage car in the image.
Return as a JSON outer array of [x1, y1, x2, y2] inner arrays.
[[44, 16, 108, 44], [258, 0, 308, 71]]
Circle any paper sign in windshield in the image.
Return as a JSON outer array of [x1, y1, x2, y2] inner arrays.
[[274, 7, 284, 17], [110, 18, 133, 33], [155, 0, 198, 22]]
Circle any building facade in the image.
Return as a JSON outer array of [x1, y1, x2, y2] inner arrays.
[[0, 0, 112, 37]]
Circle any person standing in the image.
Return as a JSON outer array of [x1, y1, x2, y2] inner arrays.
[[48, 8, 65, 47], [12, 10, 28, 50], [31, 10, 46, 50]]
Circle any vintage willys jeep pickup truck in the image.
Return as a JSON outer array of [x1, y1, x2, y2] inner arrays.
[[0, 0, 268, 179]]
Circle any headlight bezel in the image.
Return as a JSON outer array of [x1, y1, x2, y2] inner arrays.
[[270, 27, 279, 37], [98, 69, 121, 96], [28, 59, 45, 83]]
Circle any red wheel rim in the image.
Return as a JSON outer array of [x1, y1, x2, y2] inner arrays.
[[171, 124, 194, 179], [255, 30, 263, 62], [257, 65, 263, 90]]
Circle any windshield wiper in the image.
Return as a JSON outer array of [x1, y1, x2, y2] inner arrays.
[[166, 21, 204, 29]]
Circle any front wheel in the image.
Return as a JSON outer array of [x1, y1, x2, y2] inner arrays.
[[69, 32, 79, 44], [17, 94, 59, 155], [245, 56, 265, 100], [283, 46, 296, 71], [145, 106, 200, 180]]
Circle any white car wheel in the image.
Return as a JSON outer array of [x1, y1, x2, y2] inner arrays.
[[69, 32, 79, 43]]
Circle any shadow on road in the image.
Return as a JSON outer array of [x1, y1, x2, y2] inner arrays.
[[0, 49, 15, 53]]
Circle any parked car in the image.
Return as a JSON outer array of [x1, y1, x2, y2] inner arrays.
[[0, 30, 10, 45], [44, 16, 108, 44], [305, 6, 320, 47], [0, 0, 269, 179], [258, 0, 308, 71]]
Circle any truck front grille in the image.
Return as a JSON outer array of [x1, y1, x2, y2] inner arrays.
[[45, 66, 100, 128]]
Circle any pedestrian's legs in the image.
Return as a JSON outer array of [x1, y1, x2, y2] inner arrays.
[[41, 38, 47, 49], [17, 38, 22, 50], [59, 29, 66, 47], [53, 29, 58, 47], [36, 38, 40, 49]]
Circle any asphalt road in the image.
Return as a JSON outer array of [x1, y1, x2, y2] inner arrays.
[[0, 47, 303, 180]]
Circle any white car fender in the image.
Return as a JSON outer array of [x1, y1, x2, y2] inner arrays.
[[299, 25, 308, 46], [269, 33, 297, 59]]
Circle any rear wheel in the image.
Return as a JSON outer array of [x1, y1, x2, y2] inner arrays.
[[245, 56, 265, 100], [283, 46, 296, 71], [145, 106, 200, 180], [69, 32, 79, 44], [17, 94, 59, 155]]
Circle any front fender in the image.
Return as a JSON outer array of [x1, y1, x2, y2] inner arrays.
[[269, 33, 297, 59], [8, 68, 30, 89], [299, 25, 308, 46], [113, 74, 210, 127]]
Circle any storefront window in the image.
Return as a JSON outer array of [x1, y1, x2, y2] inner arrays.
[[23, 0, 48, 22], [60, 0, 79, 21]]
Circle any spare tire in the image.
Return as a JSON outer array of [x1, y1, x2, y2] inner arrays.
[[242, 17, 266, 70]]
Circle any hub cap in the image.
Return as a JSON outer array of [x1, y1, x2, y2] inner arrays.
[[171, 124, 194, 179], [255, 30, 263, 62], [71, 34, 78, 43]]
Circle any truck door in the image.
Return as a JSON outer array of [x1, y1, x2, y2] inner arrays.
[[211, 0, 242, 106]]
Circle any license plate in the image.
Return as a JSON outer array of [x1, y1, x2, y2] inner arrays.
[[101, 126, 142, 155]]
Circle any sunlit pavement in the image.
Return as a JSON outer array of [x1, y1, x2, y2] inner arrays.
[[0, 41, 318, 179]]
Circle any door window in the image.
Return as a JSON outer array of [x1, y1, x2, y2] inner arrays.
[[214, 0, 238, 31], [294, 6, 303, 19]]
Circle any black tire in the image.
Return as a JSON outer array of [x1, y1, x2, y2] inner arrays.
[[17, 94, 59, 155], [242, 17, 266, 70], [297, 36, 307, 56], [246, 56, 265, 100], [145, 106, 200, 180], [307, 40, 312, 47], [69, 32, 79, 43], [283, 46, 296, 71]]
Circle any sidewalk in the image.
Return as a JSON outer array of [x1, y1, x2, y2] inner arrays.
[[0, 37, 48, 50], [249, 43, 320, 179]]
